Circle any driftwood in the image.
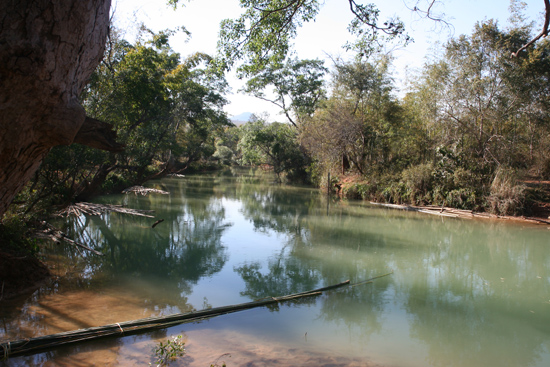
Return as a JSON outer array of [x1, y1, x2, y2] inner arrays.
[[122, 186, 169, 196], [369, 202, 548, 224], [57, 202, 155, 218], [167, 173, 185, 178], [152, 219, 164, 228], [369, 202, 489, 219], [33, 222, 103, 256], [0, 273, 392, 359]]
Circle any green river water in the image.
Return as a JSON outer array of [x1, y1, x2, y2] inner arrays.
[[1, 168, 550, 366]]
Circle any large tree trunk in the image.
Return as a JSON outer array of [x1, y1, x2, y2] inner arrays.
[[0, 0, 119, 217]]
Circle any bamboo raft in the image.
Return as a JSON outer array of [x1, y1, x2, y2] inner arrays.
[[0, 273, 392, 359]]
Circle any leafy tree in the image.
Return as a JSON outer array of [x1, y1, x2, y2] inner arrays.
[[17, 28, 230, 210], [302, 55, 401, 177], [238, 116, 309, 182], [411, 19, 550, 172], [215, 0, 410, 77], [242, 58, 328, 127]]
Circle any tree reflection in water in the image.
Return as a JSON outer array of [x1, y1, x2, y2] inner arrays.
[[229, 168, 550, 367], [2, 168, 550, 367]]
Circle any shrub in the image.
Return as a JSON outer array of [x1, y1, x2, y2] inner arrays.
[[445, 188, 480, 210], [401, 163, 433, 204], [151, 335, 186, 367], [487, 168, 526, 216], [0, 215, 39, 257], [381, 181, 407, 204], [213, 145, 234, 166]]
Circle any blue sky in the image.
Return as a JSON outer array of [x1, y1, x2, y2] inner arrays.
[[113, 0, 546, 120]]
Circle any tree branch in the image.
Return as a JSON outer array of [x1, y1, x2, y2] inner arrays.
[[512, 0, 550, 57]]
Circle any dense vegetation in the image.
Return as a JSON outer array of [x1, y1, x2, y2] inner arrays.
[[224, 15, 550, 216], [10, 27, 231, 216], [6, 3, 550, 223]]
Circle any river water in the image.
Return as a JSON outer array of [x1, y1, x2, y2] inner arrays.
[[1, 168, 550, 366]]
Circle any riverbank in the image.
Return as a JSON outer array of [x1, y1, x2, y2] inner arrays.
[[335, 173, 550, 226]]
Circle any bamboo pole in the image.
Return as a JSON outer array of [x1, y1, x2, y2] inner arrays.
[[0, 274, 392, 359]]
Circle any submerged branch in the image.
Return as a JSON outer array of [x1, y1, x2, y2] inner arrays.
[[32, 222, 104, 256], [57, 202, 155, 218]]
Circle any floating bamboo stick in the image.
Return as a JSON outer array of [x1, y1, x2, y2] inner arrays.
[[0, 273, 392, 359]]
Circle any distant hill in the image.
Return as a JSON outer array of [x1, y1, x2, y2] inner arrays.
[[230, 112, 253, 126]]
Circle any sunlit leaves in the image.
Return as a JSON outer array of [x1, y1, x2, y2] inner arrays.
[[218, 0, 321, 75], [242, 58, 327, 126], [216, 0, 408, 75]]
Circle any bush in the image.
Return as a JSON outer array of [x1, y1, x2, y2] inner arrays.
[[342, 182, 378, 200], [381, 181, 407, 204], [213, 145, 234, 166], [445, 188, 480, 210], [0, 215, 39, 257], [487, 168, 526, 216], [401, 163, 433, 204]]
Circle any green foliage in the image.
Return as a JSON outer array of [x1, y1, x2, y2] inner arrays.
[[213, 144, 235, 166], [401, 163, 433, 204], [0, 215, 39, 257], [20, 27, 230, 213], [238, 116, 309, 182], [216, 0, 408, 76], [242, 58, 327, 126], [342, 182, 377, 200], [345, 0, 409, 56], [151, 335, 186, 367], [302, 55, 401, 177], [217, 0, 322, 75], [381, 180, 407, 204]]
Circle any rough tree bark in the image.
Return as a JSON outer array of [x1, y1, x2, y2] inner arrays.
[[0, 0, 121, 218]]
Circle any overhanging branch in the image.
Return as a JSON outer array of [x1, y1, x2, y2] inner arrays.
[[512, 0, 550, 57]]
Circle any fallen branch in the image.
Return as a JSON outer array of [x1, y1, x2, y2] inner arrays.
[[122, 186, 169, 196], [57, 202, 155, 218], [368, 202, 550, 224], [525, 217, 550, 225], [152, 219, 164, 228], [32, 222, 104, 256]]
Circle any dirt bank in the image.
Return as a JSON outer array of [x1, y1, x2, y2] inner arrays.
[[0, 251, 51, 300]]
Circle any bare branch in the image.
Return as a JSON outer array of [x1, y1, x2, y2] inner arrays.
[[512, 0, 550, 57], [406, 0, 454, 31]]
